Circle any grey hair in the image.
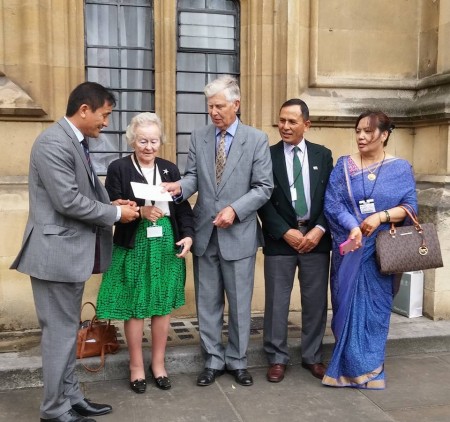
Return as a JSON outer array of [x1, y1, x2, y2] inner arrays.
[[126, 112, 165, 146], [204, 75, 240, 102]]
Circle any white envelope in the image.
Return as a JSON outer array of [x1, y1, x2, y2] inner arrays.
[[131, 182, 173, 202]]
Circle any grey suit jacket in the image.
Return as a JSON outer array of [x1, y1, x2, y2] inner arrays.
[[11, 118, 117, 282], [180, 121, 273, 260]]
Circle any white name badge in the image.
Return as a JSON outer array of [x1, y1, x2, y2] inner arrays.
[[147, 225, 163, 238], [290, 187, 297, 201], [359, 199, 376, 214]]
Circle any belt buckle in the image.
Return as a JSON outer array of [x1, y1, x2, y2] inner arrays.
[[297, 220, 308, 228]]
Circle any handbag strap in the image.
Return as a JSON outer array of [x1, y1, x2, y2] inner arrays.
[[389, 205, 428, 252], [80, 301, 97, 319]]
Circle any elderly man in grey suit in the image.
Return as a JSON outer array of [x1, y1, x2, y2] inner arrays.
[[11, 82, 139, 422], [163, 75, 273, 387]]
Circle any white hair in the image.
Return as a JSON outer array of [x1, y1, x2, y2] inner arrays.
[[125, 112, 165, 145], [204, 75, 240, 102]]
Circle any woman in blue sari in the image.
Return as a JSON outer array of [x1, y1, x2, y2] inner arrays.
[[322, 111, 417, 389]]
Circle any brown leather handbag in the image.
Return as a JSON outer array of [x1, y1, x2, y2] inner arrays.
[[376, 205, 443, 275], [76, 302, 120, 372]]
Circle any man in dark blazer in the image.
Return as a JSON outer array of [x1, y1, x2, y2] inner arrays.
[[258, 98, 333, 383], [11, 82, 139, 422], [163, 75, 273, 387]]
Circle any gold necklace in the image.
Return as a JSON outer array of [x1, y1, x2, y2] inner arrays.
[[361, 152, 385, 181]]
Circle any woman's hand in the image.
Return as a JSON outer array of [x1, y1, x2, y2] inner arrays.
[[176, 237, 193, 258], [348, 226, 363, 247], [140, 205, 164, 223], [360, 213, 382, 237]]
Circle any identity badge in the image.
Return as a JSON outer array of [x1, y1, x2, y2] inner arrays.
[[290, 187, 298, 201], [359, 199, 376, 214], [147, 225, 163, 238]]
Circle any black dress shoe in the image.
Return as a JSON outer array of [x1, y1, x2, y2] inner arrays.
[[228, 368, 253, 386], [72, 398, 112, 417], [130, 378, 147, 394], [40, 409, 95, 422], [196, 368, 225, 386]]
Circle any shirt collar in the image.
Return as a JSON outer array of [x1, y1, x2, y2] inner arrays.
[[283, 138, 306, 154], [215, 117, 239, 138], [64, 117, 85, 143]]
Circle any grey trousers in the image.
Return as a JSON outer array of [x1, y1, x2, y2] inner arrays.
[[31, 277, 85, 419], [193, 229, 256, 371], [263, 252, 329, 365]]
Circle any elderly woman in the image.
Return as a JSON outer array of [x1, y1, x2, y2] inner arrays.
[[97, 112, 194, 393], [322, 110, 417, 389]]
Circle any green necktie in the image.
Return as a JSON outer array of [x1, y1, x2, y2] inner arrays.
[[293, 146, 307, 217]]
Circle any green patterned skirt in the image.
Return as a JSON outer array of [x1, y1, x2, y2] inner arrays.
[[97, 217, 186, 319]]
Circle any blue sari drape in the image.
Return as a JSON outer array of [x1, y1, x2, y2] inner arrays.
[[322, 156, 417, 389]]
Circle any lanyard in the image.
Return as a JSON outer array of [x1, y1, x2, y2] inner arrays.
[[133, 153, 157, 205], [289, 146, 306, 188]]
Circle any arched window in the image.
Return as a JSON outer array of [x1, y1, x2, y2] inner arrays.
[[176, 0, 240, 173], [84, 0, 155, 174]]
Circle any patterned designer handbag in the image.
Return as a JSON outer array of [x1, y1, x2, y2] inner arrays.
[[375, 205, 443, 275], [76, 302, 120, 372]]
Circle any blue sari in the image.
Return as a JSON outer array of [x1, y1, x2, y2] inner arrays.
[[322, 156, 417, 389]]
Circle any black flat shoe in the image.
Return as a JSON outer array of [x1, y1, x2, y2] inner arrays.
[[154, 375, 171, 390], [197, 368, 225, 386], [130, 378, 147, 394]]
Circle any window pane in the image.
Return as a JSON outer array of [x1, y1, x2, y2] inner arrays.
[[177, 73, 207, 92], [177, 53, 206, 71], [177, 153, 188, 175], [121, 50, 153, 69], [177, 134, 191, 153], [87, 48, 119, 67], [177, 113, 209, 133], [85, 4, 118, 46], [207, 0, 236, 11], [177, 93, 207, 112], [120, 6, 153, 48], [178, 0, 206, 8], [121, 70, 154, 90], [207, 54, 237, 73]]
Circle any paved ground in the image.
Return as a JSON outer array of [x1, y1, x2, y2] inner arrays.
[[1, 312, 450, 421]]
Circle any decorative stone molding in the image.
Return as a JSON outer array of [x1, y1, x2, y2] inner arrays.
[[0, 72, 46, 117]]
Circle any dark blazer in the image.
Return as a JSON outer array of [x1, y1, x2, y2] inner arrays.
[[258, 140, 333, 255], [105, 155, 194, 249]]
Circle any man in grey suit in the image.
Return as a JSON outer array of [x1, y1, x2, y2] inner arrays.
[[258, 98, 333, 383], [162, 75, 273, 387], [11, 82, 139, 422]]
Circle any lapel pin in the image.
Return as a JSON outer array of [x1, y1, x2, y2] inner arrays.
[[163, 169, 169, 175], [313, 166, 318, 170]]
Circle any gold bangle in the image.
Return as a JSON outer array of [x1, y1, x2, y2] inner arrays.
[[384, 209, 390, 223]]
